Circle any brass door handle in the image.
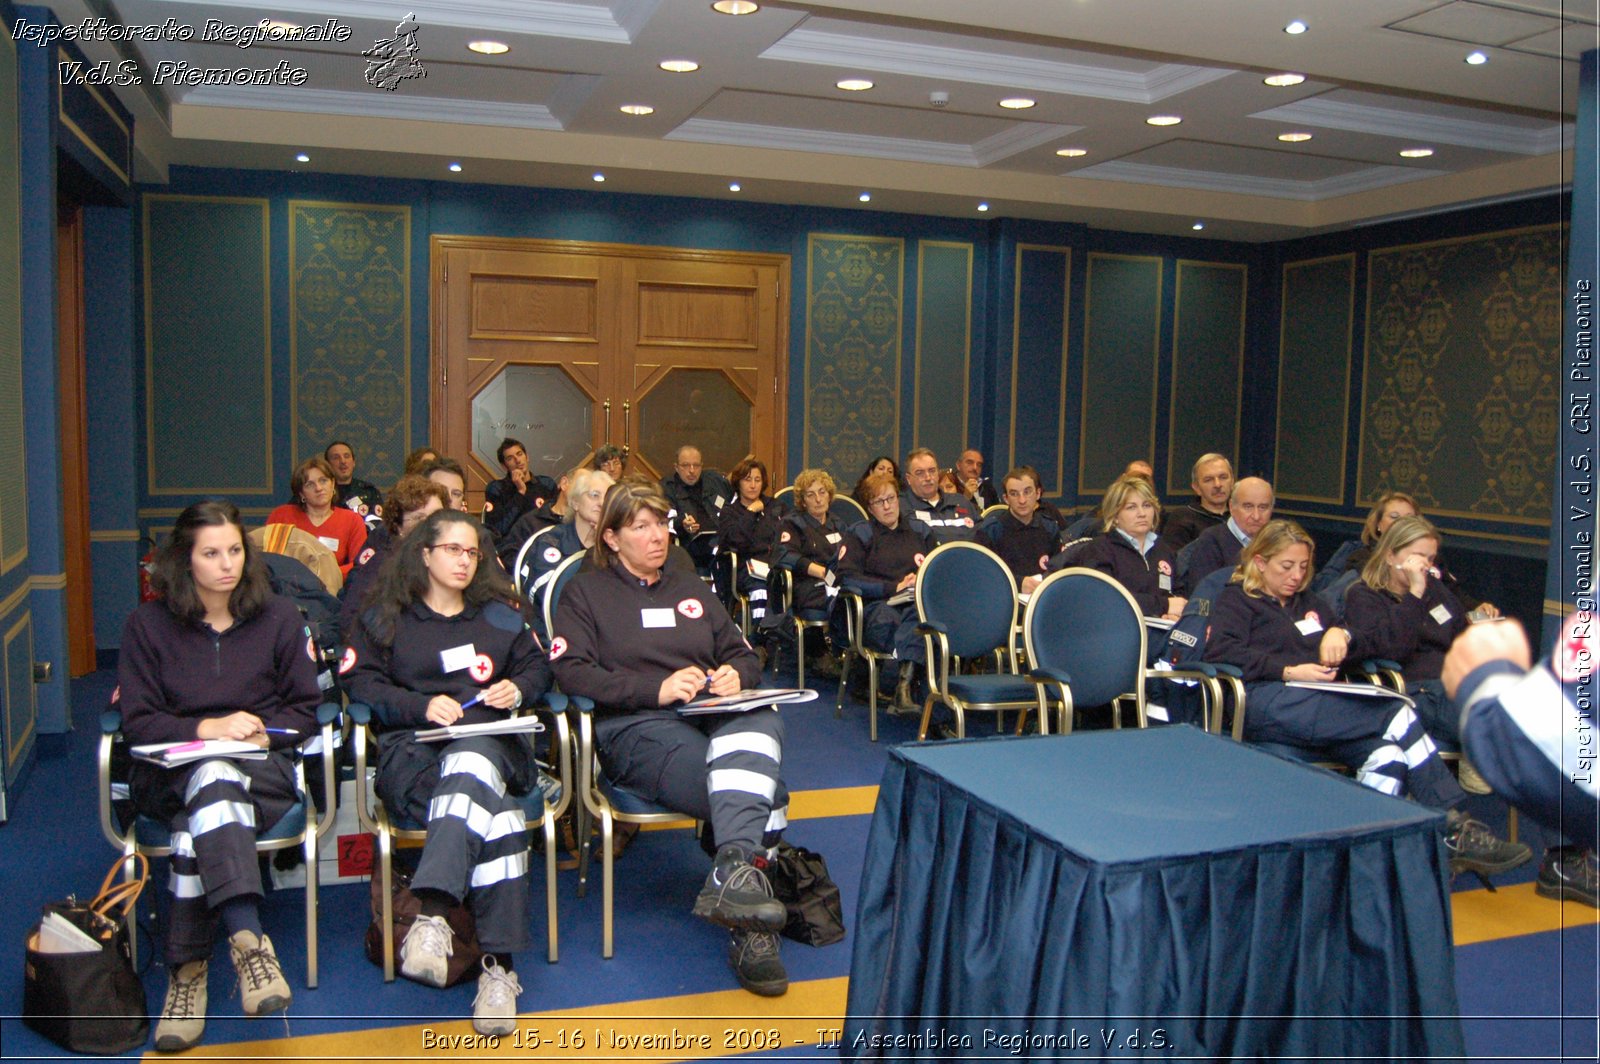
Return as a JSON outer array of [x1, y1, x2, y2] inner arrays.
[[603, 398, 612, 444], [622, 400, 631, 456]]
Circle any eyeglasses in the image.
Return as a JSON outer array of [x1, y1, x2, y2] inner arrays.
[[427, 543, 482, 562], [869, 495, 897, 508]]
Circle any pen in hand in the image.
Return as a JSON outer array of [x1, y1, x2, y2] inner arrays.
[[263, 728, 299, 736]]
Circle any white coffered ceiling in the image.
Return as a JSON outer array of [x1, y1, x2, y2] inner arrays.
[[51, 0, 1597, 240]]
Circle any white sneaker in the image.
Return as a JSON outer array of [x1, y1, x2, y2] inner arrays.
[[398, 914, 453, 988], [1457, 756, 1492, 795], [472, 959, 522, 1036]]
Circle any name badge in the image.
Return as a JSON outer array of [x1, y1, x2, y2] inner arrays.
[[1158, 574, 1173, 591], [916, 511, 932, 523], [825, 532, 843, 544], [641, 608, 677, 629], [1429, 603, 1454, 625], [1294, 616, 1324, 636], [317, 535, 340, 552], [440, 643, 477, 673], [714, 495, 725, 509]]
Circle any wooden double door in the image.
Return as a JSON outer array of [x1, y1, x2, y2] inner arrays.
[[432, 237, 789, 507]]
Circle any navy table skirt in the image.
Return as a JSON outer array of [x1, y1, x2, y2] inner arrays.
[[844, 727, 1465, 1060]]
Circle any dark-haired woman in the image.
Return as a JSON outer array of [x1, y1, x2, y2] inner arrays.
[[719, 456, 788, 626], [339, 475, 451, 636], [551, 483, 789, 998], [344, 510, 551, 1035], [1203, 519, 1527, 879], [118, 500, 319, 1052], [267, 457, 368, 576], [838, 470, 933, 706], [851, 455, 899, 511]]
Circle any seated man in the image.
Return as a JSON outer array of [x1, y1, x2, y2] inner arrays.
[[660, 445, 732, 577], [956, 448, 999, 510], [1161, 453, 1234, 552], [976, 465, 1064, 590], [900, 447, 976, 545], [325, 440, 383, 519], [1180, 476, 1274, 585], [483, 437, 558, 541], [496, 467, 572, 569]]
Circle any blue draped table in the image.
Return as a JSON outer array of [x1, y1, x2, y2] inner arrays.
[[844, 727, 1464, 1060]]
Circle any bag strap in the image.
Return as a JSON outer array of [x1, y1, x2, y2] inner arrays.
[[91, 854, 149, 920]]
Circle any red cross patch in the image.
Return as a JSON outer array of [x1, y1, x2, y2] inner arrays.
[[1304, 610, 1321, 626], [305, 635, 318, 662], [1158, 559, 1172, 575], [111, 685, 120, 704], [469, 654, 495, 683], [339, 647, 357, 675], [483, 501, 494, 513], [358, 547, 375, 566], [963, 517, 975, 528], [1555, 612, 1592, 684], [1038, 554, 1049, 572], [549, 637, 568, 661], [543, 546, 562, 563], [780, 531, 792, 543], [678, 598, 705, 620], [914, 553, 926, 567]]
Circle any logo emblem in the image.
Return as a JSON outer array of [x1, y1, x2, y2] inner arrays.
[[468, 654, 494, 682], [780, 531, 791, 543], [678, 598, 704, 619], [1158, 559, 1172, 575], [305, 636, 318, 662], [358, 547, 375, 566], [339, 647, 357, 675], [1305, 610, 1321, 626], [1039, 554, 1049, 571], [363, 12, 426, 91], [543, 546, 562, 563], [549, 636, 568, 660], [914, 553, 926, 567]]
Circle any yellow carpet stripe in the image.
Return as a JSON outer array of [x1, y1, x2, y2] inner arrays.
[[1451, 881, 1600, 946], [168, 976, 851, 1061], [639, 785, 878, 832]]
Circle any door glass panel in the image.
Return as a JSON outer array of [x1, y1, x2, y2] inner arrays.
[[471, 365, 592, 481], [637, 368, 751, 477]]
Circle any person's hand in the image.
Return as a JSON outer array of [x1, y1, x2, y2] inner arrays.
[[747, 499, 764, 513], [1021, 575, 1042, 594], [480, 679, 521, 710], [1396, 554, 1430, 596], [963, 477, 980, 496], [1443, 620, 1530, 699], [1284, 663, 1337, 682], [1166, 596, 1187, 618], [809, 563, 827, 581], [1319, 627, 1350, 667], [658, 666, 708, 706], [1474, 601, 1503, 620], [683, 514, 700, 535], [425, 695, 463, 726], [707, 664, 741, 697], [198, 711, 264, 742], [896, 572, 917, 592], [510, 468, 531, 492]]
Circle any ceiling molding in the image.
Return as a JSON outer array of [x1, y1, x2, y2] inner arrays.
[[179, 86, 564, 129], [1250, 96, 1570, 155], [160, 0, 632, 42], [1072, 159, 1440, 201], [760, 26, 1235, 104], [971, 122, 1085, 166], [666, 117, 1042, 166]]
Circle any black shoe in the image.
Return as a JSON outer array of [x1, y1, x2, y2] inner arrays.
[[1444, 809, 1533, 877], [728, 929, 788, 996], [1536, 847, 1599, 907], [693, 846, 786, 931], [808, 653, 841, 680]]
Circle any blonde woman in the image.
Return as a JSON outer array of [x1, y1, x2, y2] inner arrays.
[[1074, 474, 1186, 620]]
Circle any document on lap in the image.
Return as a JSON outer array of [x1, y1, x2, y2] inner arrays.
[[413, 716, 546, 743], [130, 740, 270, 766], [678, 688, 818, 715]]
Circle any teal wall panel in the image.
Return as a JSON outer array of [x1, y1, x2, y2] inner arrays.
[[0, 22, 25, 574], [1009, 245, 1071, 496], [1277, 255, 1354, 503], [289, 202, 411, 487], [914, 241, 972, 462], [1080, 253, 1161, 493], [1168, 261, 1245, 494], [805, 234, 903, 477], [144, 196, 272, 496], [1359, 226, 1561, 524]]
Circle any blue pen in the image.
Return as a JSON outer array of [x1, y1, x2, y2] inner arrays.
[[263, 728, 299, 736], [458, 693, 486, 710]]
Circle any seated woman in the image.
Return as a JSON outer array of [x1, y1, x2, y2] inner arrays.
[[1344, 515, 1490, 792], [1069, 474, 1187, 621], [267, 457, 368, 576], [403, 447, 440, 476], [343, 509, 551, 1035], [851, 455, 899, 511], [771, 468, 846, 676], [838, 470, 933, 706], [1203, 519, 1528, 878], [117, 500, 318, 1052], [550, 483, 789, 997], [593, 444, 626, 479], [718, 455, 788, 626], [520, 467, 613, 635], [340, 475, 450, 634]]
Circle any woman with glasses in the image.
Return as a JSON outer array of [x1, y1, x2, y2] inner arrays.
[[340, 475, 452, 635], [837, 470, 934, 707], [771, 469, 845, 677], [719, 455, 788, 626], [520, 467, 614, 638], [266, 456, 369, 576], [344, 509, 551, 1036]]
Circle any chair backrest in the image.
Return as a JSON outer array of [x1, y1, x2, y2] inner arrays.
[[1024, 567, 1145, 708], [773, 485, 795, 504], [980, 503, 1007, 519], [513, 525, 559, 597], [1159, 565, 1235, 667], [543, 552, 588, 639], [831, 495, 867, 526], [915, 541, 1018, 659]]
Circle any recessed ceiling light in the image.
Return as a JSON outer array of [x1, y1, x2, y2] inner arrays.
[[1192, 222, 1205, 230], [711, 0, 759, 13], [836, 78, 874, 91], [1285, 20, 1307, 34], [619, 104, 655, 116], [659, 59, 700, 73], [593, 172, 606, 182], [295, 152, 310, 163], [999, 97, 1036, 110], [1146, 115, 1182, 126], [977, 203, 990, 212], [858, 192, 871, 202], [447, 162, 462, 172], [1278, 132, 1313, 142], [1056, 147, 1088, 157], [1263, 73, 1305, 87], [728, 182, 741, 192], [1399, 148, 1434, 158], [468, 40, 509, 55], [1466, 51, 1488, 65]]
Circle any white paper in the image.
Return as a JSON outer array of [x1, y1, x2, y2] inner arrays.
[[641, 607, 677, 628], [36, 912, 103, 954], [413, 716, 546, 743]]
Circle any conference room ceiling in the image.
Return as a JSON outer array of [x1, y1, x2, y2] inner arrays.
[[64, 0, 1595, 240]]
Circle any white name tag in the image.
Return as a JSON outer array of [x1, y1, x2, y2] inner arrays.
[[440, 643, 478, 673], [317, 535, 340, 552], [641, 608, 677, 629], [1430, 603, 1454, 625], [825, 532, 842, 544], [823, 569, 836, 587], [1294, 616, 1324, 636], [916, 511, 932, 523], [1158, 574, 1172, 591], [714, 495, 725, 509]]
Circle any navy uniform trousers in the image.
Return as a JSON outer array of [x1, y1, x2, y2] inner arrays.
[[376, 733, 534, 955]]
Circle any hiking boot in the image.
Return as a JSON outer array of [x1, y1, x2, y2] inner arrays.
[[1536, 847, 1599, 907], [154, 960, 208, 1052], [228, 931, 291, 1016], [892, 670, 916, 713], [471, 958, 522, 1036], [693, 846, 786, 931], [1444, 809, 1532, 877], [1456, 756, 1492, 795], [728, 929, 788, 996], [399, 913, 454, 988]]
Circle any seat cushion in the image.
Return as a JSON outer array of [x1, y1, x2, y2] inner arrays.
[[945, 673, 1041, 705]]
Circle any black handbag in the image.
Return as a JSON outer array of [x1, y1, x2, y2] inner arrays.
[[766, 842, 846, 946], [23, 854, 151, 1055]]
